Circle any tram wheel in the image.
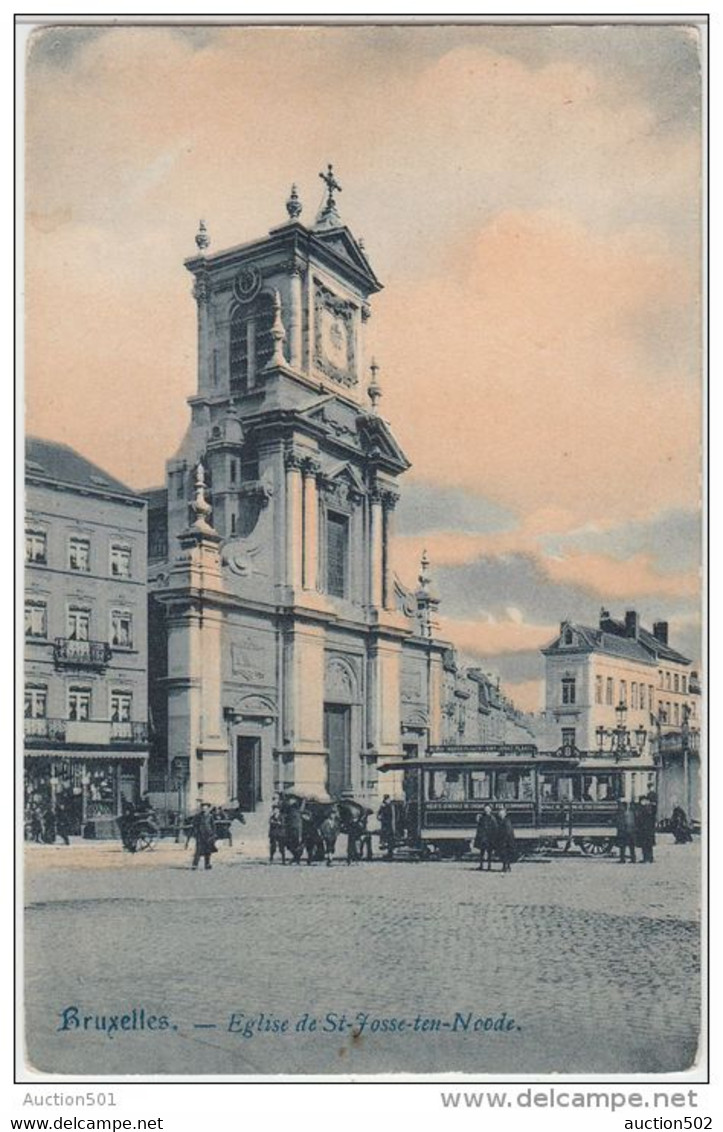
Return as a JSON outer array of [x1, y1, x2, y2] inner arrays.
[[578, 838, 611, 856]]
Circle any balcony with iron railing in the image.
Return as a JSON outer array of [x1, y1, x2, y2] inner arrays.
[[53, 638, 112, 670], [24, 717, 149, 747]]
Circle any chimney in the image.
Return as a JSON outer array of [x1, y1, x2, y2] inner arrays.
[[653, 620, 669, 645], [624, 610, 640, 639], [599, 607, 610, 628]]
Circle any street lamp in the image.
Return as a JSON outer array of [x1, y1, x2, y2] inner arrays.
[[596, 701, 647, 760]]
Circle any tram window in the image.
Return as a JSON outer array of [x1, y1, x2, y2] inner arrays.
[[495, 769, 534, 801], [428, 770, 465, 801], [556, 776, 578, 802], [469, 771, 492, 800], [540, 774, 558, 800]]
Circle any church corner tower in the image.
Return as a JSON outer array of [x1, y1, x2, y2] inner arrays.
[[148, 167, 451, 814]]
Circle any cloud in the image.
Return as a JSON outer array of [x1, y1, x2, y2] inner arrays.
[[438, 612, 557, 658], [22, 24, 703, 705], [544, 551, 699, 599]]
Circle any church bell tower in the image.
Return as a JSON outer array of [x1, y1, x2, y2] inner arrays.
[[149, 168, 446, 812]]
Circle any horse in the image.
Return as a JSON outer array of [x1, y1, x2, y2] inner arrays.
[[301, 800, 339, 866], [337, 799, 373, 863]]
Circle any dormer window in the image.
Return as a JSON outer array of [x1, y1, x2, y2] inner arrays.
[[562, 627, 574, 646]]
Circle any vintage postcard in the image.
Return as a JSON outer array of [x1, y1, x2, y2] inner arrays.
[[20, 17, 705, 1080]]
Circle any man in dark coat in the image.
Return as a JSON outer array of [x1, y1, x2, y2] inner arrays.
[[378, 795, 396, 860], [617, 801, 637, 863], [635, 796, 656, 863], [495, 805, 516, 872], [191, 802, 217, 870], [473, 805, 498, 871], [269, 796, 285, 864], [55, 802, 72, 846]]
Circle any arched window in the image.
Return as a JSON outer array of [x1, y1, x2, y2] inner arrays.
[[229, 294, 275, 393]]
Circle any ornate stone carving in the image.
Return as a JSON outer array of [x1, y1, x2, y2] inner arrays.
[[313, 279, 357, 387], [284, 448, 306, 472], [401, 672, 422, 704], [319, 476, 363, 508], [281, 258, 306, 278], [301, 456, 322, 478], [230, 636, 269, 684], [312, 405, 359, 441], [223, 543, 266, 578], [193, 273, 210, 306], [361, 302, 371, 322], [233, 265, 263, 304], [394, 578, 417, 619], [238, 480, 273, 507], [325, 655, 358, 703], [231, 693, 277, 722]]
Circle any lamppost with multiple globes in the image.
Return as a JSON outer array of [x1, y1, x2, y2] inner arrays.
[[596, 701, 647, 760]]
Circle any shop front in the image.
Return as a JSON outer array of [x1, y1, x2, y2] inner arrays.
[[24, 751, 147, 839]]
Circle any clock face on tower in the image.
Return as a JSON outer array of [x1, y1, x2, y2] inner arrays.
[[313, 280, 357, 388]]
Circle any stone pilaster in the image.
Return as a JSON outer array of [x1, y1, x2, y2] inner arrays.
[[193, 273, 211, 394], [370, 487, 384, 609], [302, 458, 320, 590], [288, 265, 303, 368], [285, 449, 304, 593], [382, 489, 399, 610]]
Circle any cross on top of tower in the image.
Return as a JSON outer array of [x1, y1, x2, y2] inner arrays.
[[315, 163, 344, 230], [319, 163, 342, 205]]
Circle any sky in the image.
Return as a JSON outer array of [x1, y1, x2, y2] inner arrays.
[[24, 21, 704, 710]]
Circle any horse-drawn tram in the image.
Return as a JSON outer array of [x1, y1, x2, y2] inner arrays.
[[379, 745, 657, 858]]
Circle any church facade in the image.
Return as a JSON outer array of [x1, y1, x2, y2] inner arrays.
[[146, 173, 452, 812]]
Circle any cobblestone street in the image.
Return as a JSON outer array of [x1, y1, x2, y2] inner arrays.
[[24, 837, 701, 1077]]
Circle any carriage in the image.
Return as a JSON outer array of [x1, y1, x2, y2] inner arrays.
[[379, 745, 657, 858]]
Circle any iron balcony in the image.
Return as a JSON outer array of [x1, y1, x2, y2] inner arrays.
[[53, 638, 112, 669]]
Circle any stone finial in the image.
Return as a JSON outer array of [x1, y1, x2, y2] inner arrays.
[[367, 358, 382, 412], [195, 219, 210, 251], [191, 462, 214, 530], [265, 289, 287, 370], [286, 183, 302, 220], [358, 236, 365, 251], [419, 548, 431, 592]]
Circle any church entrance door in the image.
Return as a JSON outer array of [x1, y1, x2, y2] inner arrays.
[[324, 704, 351, 799], [236, 736, 261, 812]]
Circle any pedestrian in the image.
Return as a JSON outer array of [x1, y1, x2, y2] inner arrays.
[[269, 796, 285, 864], [495, 805, 516, 872], [635, 796, 656, 864], [29, 803, 44, 843], [346, 807, 372, 865], [378, 795, 396, 860], [190, 801, 217, 870], [616, 800, 637, 863], [473, 804, 498, 871], [42, 805, 56, 844], [118, 796, 136, 852], [670, 805, 693, 844], [55, 803, 72, 846], [360, 806, 377, 861]]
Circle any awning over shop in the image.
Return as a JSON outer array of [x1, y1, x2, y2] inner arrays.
[[24, 749, 148, 761]]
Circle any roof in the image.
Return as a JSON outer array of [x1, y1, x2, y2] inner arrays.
[[25, 437, 140, 500], [543, 619, 690, 666]]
